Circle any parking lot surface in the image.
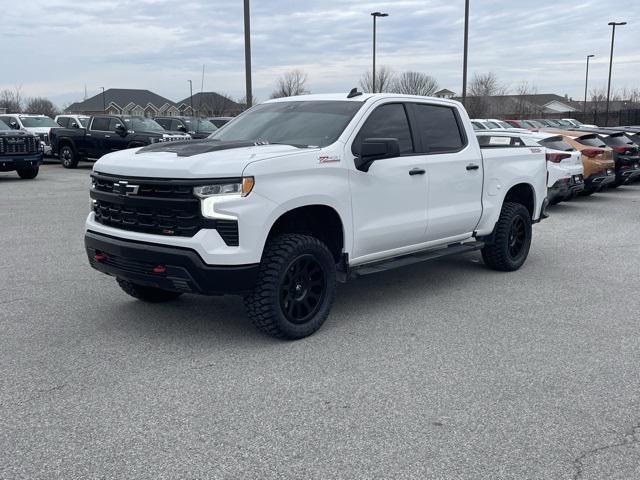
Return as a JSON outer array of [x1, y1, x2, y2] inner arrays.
[[1, 163, 640, 479]]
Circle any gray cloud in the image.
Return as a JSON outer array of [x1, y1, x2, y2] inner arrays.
[[0, 0, 638, 107]]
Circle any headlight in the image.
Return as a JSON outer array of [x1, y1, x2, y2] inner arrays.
[[193, 177, 254, 198]]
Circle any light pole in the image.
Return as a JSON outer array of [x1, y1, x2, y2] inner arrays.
[[187, 79, 194, 116], [583, 54, 594, 114], [100, 87, 105, 113], [462, 0, 470, 105], [605, 21, 626, 125], [371, 11, 388, 93], [244, 0, 253, 108]]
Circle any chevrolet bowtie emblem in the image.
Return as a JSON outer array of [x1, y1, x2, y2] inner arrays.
[[113, 180, 140, 196]]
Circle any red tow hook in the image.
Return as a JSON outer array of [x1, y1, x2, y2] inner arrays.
[[152, 265, 167, 274], [94, 252, 107, 261]]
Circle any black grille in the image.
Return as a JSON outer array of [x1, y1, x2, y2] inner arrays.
[[0, 136, 39, 154], [91, 173, 240, 246]]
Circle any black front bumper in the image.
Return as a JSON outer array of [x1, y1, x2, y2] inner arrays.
[[0, 153, 43, 172], [85, 231, 259, 295]]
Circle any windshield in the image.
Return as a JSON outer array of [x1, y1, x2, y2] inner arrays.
[[209, 101, 364, 148], [185, 118, 217, 133], [471, 121, 486, 131], [567, 119, 582, 126], [0, 119, 10, 131], [496, 121, 514, 129], [19, 116, 59, 128], [123, 117, 165, 133], [485, 121, 501, 129]]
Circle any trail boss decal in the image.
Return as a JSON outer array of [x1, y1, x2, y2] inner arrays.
[[319, 155, 340, 164]]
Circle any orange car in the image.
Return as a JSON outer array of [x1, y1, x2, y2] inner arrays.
[[541, 129, 615, 195]]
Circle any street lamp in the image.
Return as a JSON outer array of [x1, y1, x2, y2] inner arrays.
[[605, 21, 626, 125], [100, 87, 106, 113], [462, 0, 470, 105], [371, 11, 389, 93], [187, 79, 194, 116], [244, 0, 253, 108], [583, 54, 595, 114]]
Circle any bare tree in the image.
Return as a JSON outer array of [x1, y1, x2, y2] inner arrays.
[[589, 86, 607, 114], [513, 81, 539, 117], [238, 94, 259, 111], [391, 71, 439, 96], [270, 69, 309, 99], [359, 66, 395, 93], [24, 97, 59, 117], [0, 86, 23, 113], [465, 72, 508, 118]]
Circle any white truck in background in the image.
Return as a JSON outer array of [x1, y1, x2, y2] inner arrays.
[[84, 92, 548, 339]]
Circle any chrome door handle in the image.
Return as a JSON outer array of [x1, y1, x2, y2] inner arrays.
[[409, 168, 426, 176]]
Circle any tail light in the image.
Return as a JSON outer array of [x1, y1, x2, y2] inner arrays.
[[613, 146, 631, 154], [546, 153, 571, 163], [582, 148, 603, 158]]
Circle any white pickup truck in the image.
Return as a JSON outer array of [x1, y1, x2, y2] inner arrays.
[[85, 92, 548, 339]]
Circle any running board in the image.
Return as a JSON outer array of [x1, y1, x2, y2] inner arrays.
[[349, 242, 484, 278]]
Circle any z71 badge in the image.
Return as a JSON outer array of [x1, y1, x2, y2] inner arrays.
[[318, 155, 340, 164]]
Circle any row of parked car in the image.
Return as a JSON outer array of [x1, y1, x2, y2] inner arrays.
[[470, 117, 640, 204]]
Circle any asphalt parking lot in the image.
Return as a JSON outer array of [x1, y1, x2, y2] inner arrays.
[[1, 163, 640, 479]]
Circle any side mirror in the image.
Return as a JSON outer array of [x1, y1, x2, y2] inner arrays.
[[10, 122, 19, 129], [115, 123, 126, 134], [71, 122, 79, 128], [354, 138, 400, 172], [177, 124, 187, 132]]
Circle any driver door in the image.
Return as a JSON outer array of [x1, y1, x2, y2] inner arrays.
[[348, 102, 429, 262]]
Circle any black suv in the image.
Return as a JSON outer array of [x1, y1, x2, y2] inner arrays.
[[0, 119, 43, 179], [50, 115, 191, 168], [154, 116, 217, 139]]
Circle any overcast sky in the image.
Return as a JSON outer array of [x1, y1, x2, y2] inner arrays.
[[1, 0, 638, 107]]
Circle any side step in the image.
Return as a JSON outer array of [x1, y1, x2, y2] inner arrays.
[[349, 242, 485, 278]]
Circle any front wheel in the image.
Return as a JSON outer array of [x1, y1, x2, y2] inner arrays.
[[244, 234, 337, 340], [16, 166, 39, 179], [481, 202, 532, 272]]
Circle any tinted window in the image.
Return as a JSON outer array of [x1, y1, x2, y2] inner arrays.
[[57, 117, 69, 127], [602, 134, 634, 146], [412, 103, 464, 153], [577, 135, 607, 148], [155, 118, 171, 129], [108, 118, 124, 131], [539, 136, 575, 151], [353, 103, 413, 155], [170, 119, 184, 131], [19, 116, 59, 128], [91, 117, 111, 131], [0, 120, 10, 131]]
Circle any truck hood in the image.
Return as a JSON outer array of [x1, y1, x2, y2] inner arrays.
[[93, 140, 304, 178], [24, 127, 53, 134], [0, 129, 37, 138]]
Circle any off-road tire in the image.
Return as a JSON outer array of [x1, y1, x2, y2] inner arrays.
[[59, 145, 78, 169], [116, 278, 182, 302], [16, 166, 39, 179], [244, 234, 337, 340], [481, 202, 532, 272]]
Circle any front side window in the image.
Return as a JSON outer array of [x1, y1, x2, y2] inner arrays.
[[0, 119, 10, 131], [412, 103, 465, 153], [154, 118, 170, 129], [211, 101, 363, 148], [123, 117, 164, 133], [352, 103, 413, 155], [57, 117, 69, 127]]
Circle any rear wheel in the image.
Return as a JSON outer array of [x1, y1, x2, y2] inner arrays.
[[16, 166, 39, 179], [481, 202, 532, 272], [116, 278, 182, 302], [59, 145, 78, 169], [244, 234, 336, 340]]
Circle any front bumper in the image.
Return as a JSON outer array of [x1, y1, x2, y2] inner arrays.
[[85, 231, 260, 295], [0, 152, 43, 172]]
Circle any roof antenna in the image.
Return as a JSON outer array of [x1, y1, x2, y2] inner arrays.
[[347, 88, 363, 99]]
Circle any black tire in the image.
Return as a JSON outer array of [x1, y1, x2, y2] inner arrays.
[[16, 166, 39, 179], [59, 144, 78, 168], [116, 278, 182, 302], [244, 234, 337, 340], [481, 202, 532, 272]]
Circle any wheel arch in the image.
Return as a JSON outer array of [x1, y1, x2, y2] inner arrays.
[[503, 182, 536, 218]]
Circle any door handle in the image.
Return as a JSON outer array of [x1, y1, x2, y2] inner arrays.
[[104, 135, 111, 138], [409, 168, 426, 176], [86, 134, 92, 137], [466, 164, 480, 171]]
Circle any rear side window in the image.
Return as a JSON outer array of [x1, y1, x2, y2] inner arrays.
[[91, 117, 111, 131], [538, 136, 575, 152], [57, 117, 69, 127], [577, 135, 607, 148], [412, 103, 465, 153], [353, 103, 413, 155]]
